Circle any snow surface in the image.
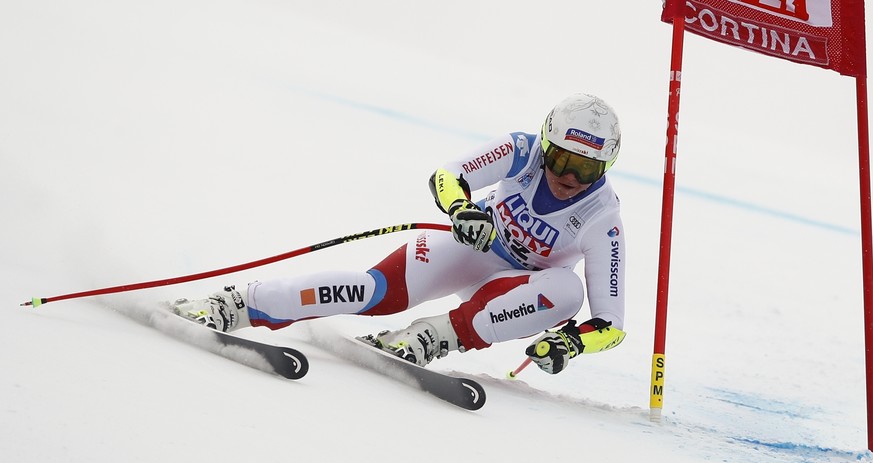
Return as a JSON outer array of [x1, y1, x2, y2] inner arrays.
[[2, 1, 872, 462]]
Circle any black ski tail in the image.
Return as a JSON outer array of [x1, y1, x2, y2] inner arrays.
[[122, 301, 310, 380]]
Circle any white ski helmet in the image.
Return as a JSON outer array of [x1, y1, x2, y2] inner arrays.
[[541, 93, 622, 179]]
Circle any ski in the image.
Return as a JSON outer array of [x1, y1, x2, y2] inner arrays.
[[208, 327, 309, 380], [317, 334, 486, 410], [149, 303, 308, 380], [142, 303, 479, 405]]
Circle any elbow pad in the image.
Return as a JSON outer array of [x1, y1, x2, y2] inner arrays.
[[577, 318, 626, 354], [428, 168, 471, 214]]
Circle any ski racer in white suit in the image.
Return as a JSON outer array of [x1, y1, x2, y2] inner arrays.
[[174, 93, 627, 374]]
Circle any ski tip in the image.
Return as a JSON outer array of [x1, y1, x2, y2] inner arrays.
[[279, 349, 309, 380], [461, 379, 487, 411]]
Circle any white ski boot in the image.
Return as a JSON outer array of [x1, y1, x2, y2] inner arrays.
[[364, 313, 464, 367], [171, 285, 251, 333]]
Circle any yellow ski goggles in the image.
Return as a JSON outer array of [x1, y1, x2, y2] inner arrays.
[[542, 141, 607, 184]]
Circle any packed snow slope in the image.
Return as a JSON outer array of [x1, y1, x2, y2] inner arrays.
[[2, 1, 872, 462]]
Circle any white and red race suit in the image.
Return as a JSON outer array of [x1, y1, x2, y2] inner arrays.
[[245, 131, 626, 351]]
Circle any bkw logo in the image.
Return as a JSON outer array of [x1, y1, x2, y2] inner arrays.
[[300, 285, 365, 305]]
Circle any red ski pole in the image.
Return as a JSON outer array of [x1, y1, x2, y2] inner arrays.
[[21, 222, 451, 307]]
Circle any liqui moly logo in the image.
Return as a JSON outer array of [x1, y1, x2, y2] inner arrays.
[[496, 194, 559, 257], [565, 128, 605, 150]]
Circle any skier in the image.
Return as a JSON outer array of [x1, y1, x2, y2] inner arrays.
[[173, 93, 627, 375]]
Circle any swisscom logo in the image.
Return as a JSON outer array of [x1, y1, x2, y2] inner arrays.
[[608, 226, 621, 297]]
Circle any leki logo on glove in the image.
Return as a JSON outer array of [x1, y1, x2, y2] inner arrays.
[[489, 293, 554, 324], [300, 285, 365, 305], [496, 194, 559, 258]]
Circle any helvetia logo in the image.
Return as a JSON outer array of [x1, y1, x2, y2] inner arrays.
[[300, 285, 365, 305], [490, 294, 554, 324], [537, 293, 554, 311]]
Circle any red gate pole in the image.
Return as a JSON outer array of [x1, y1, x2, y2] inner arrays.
[[854, 76, 873, 452], [650, 9, 686, 422]]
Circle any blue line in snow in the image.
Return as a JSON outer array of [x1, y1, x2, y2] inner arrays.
[[731, 437, 868, 461], [300, 89, 859, 237], [294, 88, 488, 141]]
